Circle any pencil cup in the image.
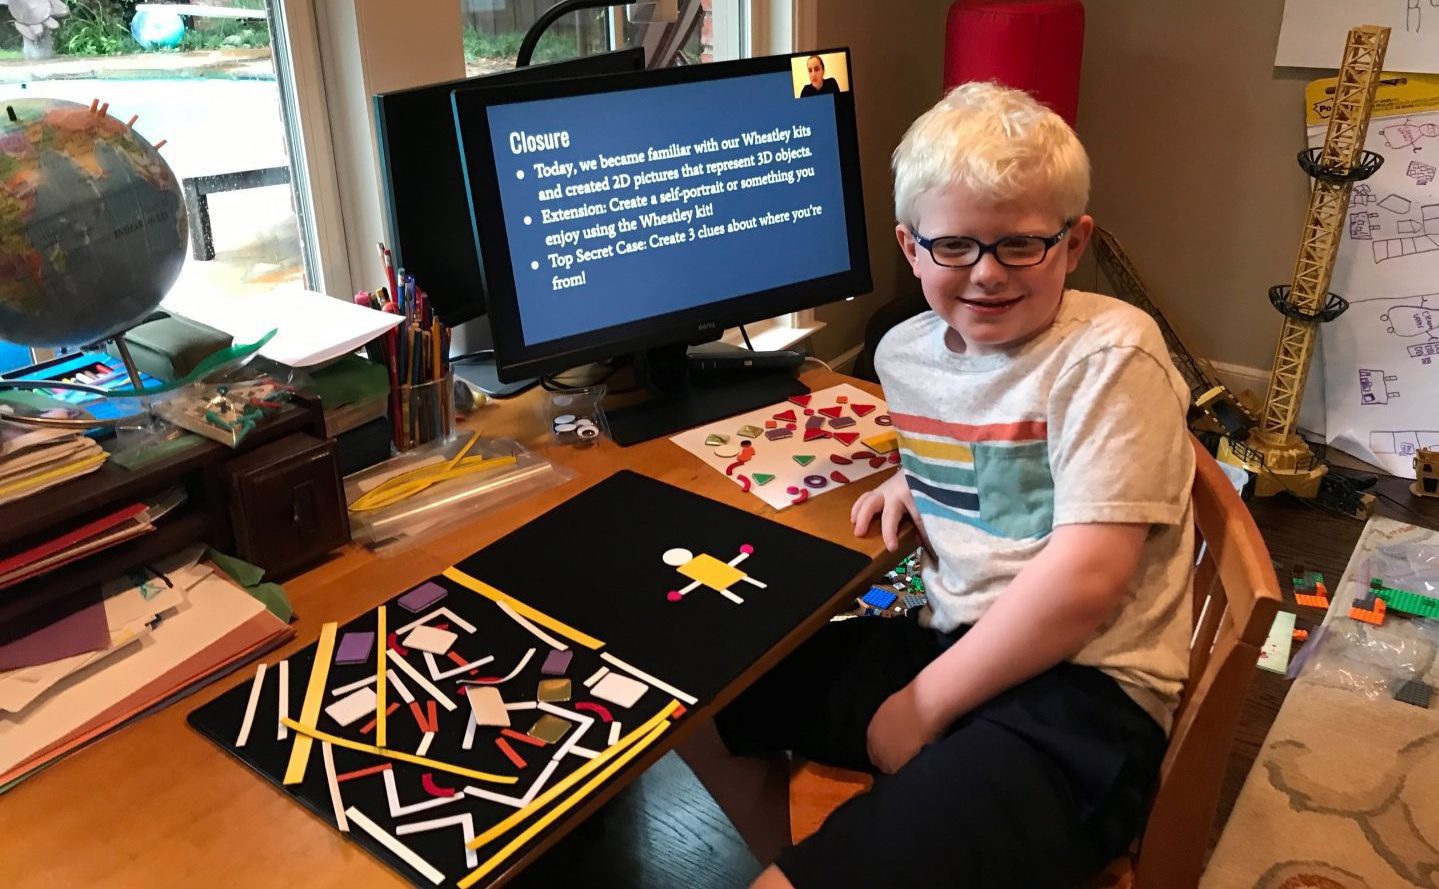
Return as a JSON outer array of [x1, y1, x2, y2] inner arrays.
[[397, 371, 455, 451]]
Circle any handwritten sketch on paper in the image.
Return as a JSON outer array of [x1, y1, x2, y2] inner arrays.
[[1278, 0, 1439, 72], [1308, 74, 1439, 478]]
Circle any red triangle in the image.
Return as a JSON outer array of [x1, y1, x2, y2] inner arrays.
[[817, 406, 844, 419], [788, 394, 812, 407], [833, 432, 860, 446], [803, 427, 831, 442], [829, 471, 852, 484], [850, 403, 877, 417], [773, 408, 797, 423]]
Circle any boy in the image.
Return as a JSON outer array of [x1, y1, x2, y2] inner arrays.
[[714, 82, 1195, 888]]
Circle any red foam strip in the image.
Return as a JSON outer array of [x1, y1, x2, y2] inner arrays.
[[421, 772, 456, 798], [387, 632, 407, 657], [360, 701, 401, 735], [425, 700, 438, 733], [725, 460, 743, 476], [409, 700, 428, 731], [495, 737, 528, 769], [737, 474, 751, 492], [574, 701, 614, 722], [448, 650, 479, 676], [501, 728, 549, 748], [789, 488, 809, 506], [335, 763, 392, 783]]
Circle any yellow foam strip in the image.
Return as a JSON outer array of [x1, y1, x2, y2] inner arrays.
[[464, 700, 679, 853], [0, 451, 107, 497], [375, 604, 388, 749], [281, 718, 518, 785], [443, 568, 605, 650], [282, 621, 338, 785], [458, 719, 674, 888]]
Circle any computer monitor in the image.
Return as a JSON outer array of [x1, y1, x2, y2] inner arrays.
[[372, 48, 646, 330], [452, 49, 871, 443]]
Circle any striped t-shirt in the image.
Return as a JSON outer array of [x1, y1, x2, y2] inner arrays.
[[874, 290, 1195, 731]]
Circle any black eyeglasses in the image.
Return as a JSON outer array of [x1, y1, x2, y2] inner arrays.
[[909, 222, 1073, 268]]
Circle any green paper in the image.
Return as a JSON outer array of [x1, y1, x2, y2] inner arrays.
[[205, 548, 294, 623]]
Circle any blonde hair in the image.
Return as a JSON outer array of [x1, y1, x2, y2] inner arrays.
[[892, 82, 1089, 227]]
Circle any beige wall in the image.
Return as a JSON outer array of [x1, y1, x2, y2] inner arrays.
[[1078, 0, 1328, 372], [809, 0, 953, 362]]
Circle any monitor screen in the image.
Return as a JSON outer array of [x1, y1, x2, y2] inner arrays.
[[453, 49, 871, 382], [373, 48, 645, 328]]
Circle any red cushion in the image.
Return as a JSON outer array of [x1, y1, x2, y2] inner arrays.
[[943, 0, 1085, 127]]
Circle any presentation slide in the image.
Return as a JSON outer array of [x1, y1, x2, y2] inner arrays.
[[485, 70, 851, 346]]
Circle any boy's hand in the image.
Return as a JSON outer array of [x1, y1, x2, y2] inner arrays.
[[866, 682, 939, 774], [851, 472, 923, 552]]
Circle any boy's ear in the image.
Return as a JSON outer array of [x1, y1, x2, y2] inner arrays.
[[896, 224, 922, 277], [1062, 215, 1095, 274]]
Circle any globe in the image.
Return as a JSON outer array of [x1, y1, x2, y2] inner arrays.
[[0, 98, 187, 348]]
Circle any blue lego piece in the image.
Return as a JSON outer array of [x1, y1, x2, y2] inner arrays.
[[861, 587, 898, 610]]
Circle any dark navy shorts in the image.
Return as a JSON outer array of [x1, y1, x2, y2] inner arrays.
[[714, 614, 1167, 889]]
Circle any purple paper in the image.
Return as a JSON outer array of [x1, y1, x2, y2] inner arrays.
[[541, 649, 573, 676], [0, 591, 109, 671], [335, 631, 375, 665], [397, 581, 447, 613]]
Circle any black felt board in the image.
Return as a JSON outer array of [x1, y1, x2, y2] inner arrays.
[[189, 470, 870, 887]]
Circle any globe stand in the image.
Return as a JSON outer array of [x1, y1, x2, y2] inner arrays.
[[0, 333, 152, 430]]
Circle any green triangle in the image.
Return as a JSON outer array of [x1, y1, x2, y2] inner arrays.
[[793, 455, 815, 466], [752, 473, 775, 486]]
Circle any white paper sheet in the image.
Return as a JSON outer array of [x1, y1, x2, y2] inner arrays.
[[1277, 0, 1439, 73], [162, 287, 401, 368], [1310, 92, 1439, 478]]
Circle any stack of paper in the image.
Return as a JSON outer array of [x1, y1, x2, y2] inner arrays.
[[0, 503, 155, 591], [0, 546, 293, 787], [0, 420, 108, 507]]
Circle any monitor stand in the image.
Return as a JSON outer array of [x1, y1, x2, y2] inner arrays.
[[606, 343, 808, 446], [449, 317, 537, 398]]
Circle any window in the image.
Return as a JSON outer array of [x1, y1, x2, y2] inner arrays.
[[0, 0, 321, 376]]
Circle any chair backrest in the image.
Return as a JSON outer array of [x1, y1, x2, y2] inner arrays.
[[1133, 437, 1282, 888]]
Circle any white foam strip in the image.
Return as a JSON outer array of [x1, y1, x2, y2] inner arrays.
[[276, 659, 290, 741], [388, 650, 458, 711], [330, 673, 376, 697], [320, 742, 348, 832], [459, 647, 535, 686], [462, 712, 477, 750], [608, 721, 622, 747], [462, 785, 527, 809], [568, 745, 599, 759], [423, 651, 495, 680], [495, 600, 567, 651], [235, 663, 266, 747], [395, 606, 476, 637], [741, 576, 767, 589], [599, 653, 697, 705], [416, 732, 435, 757], [383, 768, 465, 817], [537, 702, 594, 766], [582, 666, 609, 688], [386, 668, 415, 704], [505, 701, 539, 711], [345, 806, 444, 885], [522, 759, 562, 806], [394, 813, 478, 869], [718, 587, 745, 604]]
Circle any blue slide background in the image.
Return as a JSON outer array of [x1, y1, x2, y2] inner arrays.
[[486, 71, 850, 346]]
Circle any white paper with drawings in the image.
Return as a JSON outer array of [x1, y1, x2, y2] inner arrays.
[[1277, 0, 1439, 73], [1310, 83, 1439, 478]]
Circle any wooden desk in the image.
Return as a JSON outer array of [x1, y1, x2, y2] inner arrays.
[[0, 369, 911, 888]]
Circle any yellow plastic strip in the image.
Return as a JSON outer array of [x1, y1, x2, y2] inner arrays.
[[348, 453, 516, 512], [458, 718, 673, 888], [281, 718, 518, 785], [443, 568, 605, 650], [465, 700, 679, 852], [375, 605, 388, 749], [282, 622, 338, 785], [0, 451, 107, 497]]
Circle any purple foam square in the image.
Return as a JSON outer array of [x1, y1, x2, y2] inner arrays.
[[541, 649, 573, 676], [829, 416, 857, 429], [335, 631, 375, 665], [765, 428, 793, 441], [397, 581, 447, 613], [805, 416, 825, 429]]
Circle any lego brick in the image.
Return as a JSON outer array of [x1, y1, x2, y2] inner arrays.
[[1394, 679, 1432, 708], [860, 587, 898, 610]]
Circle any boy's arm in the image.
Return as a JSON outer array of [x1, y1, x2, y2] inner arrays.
[[867, 521, 1147, 773]]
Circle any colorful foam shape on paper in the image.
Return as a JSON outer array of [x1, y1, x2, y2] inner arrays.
[[788, 395, 811, 407], [335, 631, 376, 665], [677, 553, 745, 590], [326, 687, 378, 727], [529, 713, 571, 744], [590, 672, 648, 709], [466, 686, 510, 727], [850, 403, 877, 417], [537, 678, 572, 703], [397, 581, 447, 613], [833, 432, 860, 446], [403, 625, 458, 655], [540, 649, 573, 676], [793, 454, 815, 466], [752, 473, 775, 485], [817, 406, 844, 419], [862, 432, 899, 454], [772, 409, 797, 423]]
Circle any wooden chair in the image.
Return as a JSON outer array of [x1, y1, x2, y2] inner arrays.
[[789, 437, 1283, 888]]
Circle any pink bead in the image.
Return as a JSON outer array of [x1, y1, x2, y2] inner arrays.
[[667, 591, 683, 602], [740, 544, 754, 554]]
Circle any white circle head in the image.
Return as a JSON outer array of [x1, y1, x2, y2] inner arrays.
[[662, 548, 693, 567]]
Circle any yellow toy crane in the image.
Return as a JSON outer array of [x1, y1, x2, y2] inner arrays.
[[1219, 24, 1389, 510]]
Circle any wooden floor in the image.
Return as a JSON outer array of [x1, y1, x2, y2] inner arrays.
[[533, 466, 1439, 888]]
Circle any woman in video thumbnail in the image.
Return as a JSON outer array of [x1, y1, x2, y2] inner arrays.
[[801, 55, 839, 97]]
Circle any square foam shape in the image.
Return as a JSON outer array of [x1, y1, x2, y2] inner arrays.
[[590, 672, 648, 709], [537, 678, 572, 703], [403, 625, 458, 655], [396, 581, 447, 612], [541, 649, 573, 676], [529, 713, 571, 744], [325, 687, 377, 727], [334, 631, 375, 665], [466, 686, 510, 727]]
